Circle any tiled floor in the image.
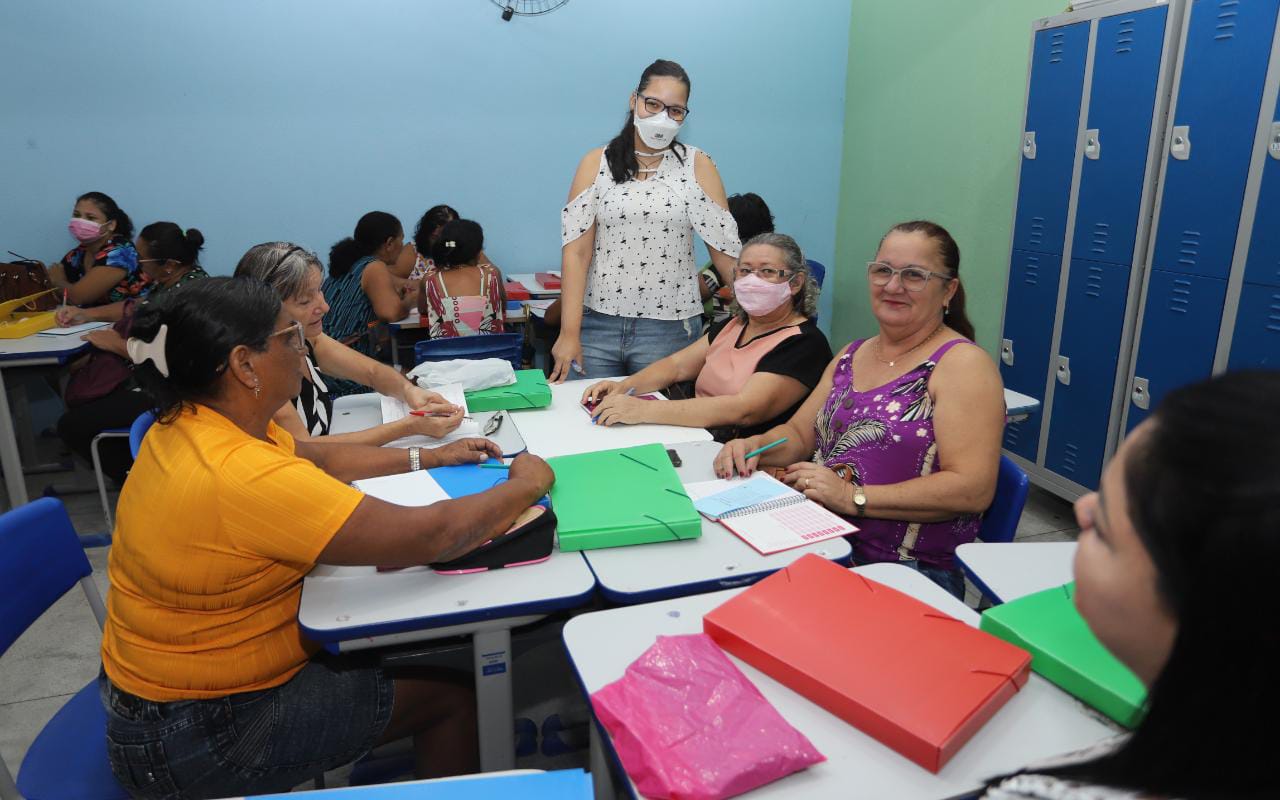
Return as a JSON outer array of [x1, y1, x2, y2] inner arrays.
[[0, 451, 1079, 784]]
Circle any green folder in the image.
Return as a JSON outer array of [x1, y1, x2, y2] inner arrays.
[[464, 370, 552, 411], [547, 443, 702, 551], [980, 583, 1147, 727]]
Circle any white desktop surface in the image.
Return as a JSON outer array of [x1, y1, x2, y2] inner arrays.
[[511, 379, 711, 459], [582, 440, 852, 602], [957, 541, 1078, 604], [507, 272, 562, 297], [564, 563, 1117, 800]]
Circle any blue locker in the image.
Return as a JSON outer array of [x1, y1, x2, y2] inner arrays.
[[1243, 85, 1280, 287], [1227, 283, 1280, 369], [1127, 269, 1228, 430], [1045, 260, 1132, 488], [1149, 0, 1280, 280], [1071, 7, 1169, 267], [1000, 249, 1063, 460], [1012, 22, 1090, 256]]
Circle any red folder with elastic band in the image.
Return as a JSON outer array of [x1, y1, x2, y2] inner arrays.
[[504, 280, 531, 300], [535, 272, 562, 289], [703, 555, 1032, 772]]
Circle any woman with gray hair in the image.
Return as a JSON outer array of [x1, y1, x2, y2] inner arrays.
[[582, 233, 831, 441], [235, 242, 461, 444]]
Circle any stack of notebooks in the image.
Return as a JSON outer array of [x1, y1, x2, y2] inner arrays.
[[548, 443, 700, 551], [686, 473, 856, 554]]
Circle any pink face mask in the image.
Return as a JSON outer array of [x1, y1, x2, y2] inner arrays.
[[68, 218, 105, 243], [734, 274, 794, 316]]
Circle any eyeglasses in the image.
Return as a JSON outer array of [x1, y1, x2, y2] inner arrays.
[[735, 266, 794, 282], [271, 320, 307, 352], [637, 93, 690, 122], [866, 262, 954, 292]]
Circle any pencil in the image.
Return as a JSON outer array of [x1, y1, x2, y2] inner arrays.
[[743, 437, 788, 461], [409, 410, 472, 420], [478, 463, 510, 470]]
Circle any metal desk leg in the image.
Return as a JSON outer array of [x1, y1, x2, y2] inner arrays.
[[0, 367, 29, 508], [472, 627, 516, 771]]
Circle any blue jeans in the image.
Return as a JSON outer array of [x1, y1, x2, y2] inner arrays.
[[100, 655, 393, 799], [578, 307, 702, 378], [899, 558, 967, 601]]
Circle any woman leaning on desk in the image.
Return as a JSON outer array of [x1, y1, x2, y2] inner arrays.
[[982, 370, 1280, 799], [99, 276, 554, 799], [581, 233, 831, 442], [715, 220, 1004, 599], [236, 241, 464, 445], [551, 58, 741, 381]]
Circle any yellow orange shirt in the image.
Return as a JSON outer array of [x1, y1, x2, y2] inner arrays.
[[101, 404, 364, 701]]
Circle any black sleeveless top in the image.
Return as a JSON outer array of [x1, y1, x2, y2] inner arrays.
[[293, 340, 332, 436]]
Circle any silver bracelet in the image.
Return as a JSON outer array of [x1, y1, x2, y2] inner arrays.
[[409, 446, 422, 472]]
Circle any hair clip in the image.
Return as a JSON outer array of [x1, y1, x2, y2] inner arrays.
[[445, 240, 457, 248], [127, 324, 171, 378]]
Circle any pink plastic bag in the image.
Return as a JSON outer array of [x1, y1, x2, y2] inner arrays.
[[591, 633, 825, 800]]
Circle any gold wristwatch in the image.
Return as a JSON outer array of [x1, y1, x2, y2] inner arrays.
[[852, 484, 868, 517]]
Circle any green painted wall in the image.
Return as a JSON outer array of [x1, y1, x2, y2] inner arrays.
[[832, 0, 1068, 354]]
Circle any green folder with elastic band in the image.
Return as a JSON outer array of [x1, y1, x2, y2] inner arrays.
[[548, 443, 702, 551], [464, 369, 552, 411], [980, 582, 1147, 727]]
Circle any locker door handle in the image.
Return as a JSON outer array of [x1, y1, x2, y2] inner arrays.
[[1001, 338, 1015, 366], [1084, 129, 1101, 160], [1056, 355, 1071, 386], [1022, 131, 1036, 160], [1132, 377, 1151, 410], [1269, 121, 1280, 161], [1170, 125, 1191, 161]]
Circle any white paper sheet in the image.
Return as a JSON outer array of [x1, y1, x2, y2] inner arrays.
[[380, 382, 481, 448]]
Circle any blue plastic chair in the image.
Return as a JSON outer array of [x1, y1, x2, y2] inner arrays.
[[0, 498, 128, 800], [806, 259, 827, 289], [413, 332, 524, 371], [978, 455, 1031, 544], [129, 410, 156, 459]]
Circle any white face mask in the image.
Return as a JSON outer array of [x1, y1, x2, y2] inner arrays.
[[634, 110, 682, 149]]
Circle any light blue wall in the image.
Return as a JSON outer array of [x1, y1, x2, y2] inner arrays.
[[1, 0, 849, 324]]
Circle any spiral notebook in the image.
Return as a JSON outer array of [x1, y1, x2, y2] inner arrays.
[[685, 473, 857, 555]]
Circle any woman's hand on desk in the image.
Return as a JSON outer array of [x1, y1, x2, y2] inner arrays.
[[508, 453, 555, 495], [592, 393, 651, 427], [404, 385, 454, 413], [56, 306, 89, 327], [432, 438, 503, 466], [83, 328, 127, 357], [715, 437, 763, 478], [783, 462, 853, 515], [580, 379, 624, 405]]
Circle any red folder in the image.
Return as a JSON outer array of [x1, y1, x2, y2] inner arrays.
[[703, 555, 1032, 772], [535, 272, 562, 289], [505, 280, 530, 300]]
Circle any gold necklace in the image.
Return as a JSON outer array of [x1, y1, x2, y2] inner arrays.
[[874, 322, 945, 367]]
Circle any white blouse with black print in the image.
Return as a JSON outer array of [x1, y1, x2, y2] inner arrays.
[[561, 144, 741, 321]]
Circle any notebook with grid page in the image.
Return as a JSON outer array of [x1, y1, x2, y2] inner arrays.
[[685, 473, 857, 555]]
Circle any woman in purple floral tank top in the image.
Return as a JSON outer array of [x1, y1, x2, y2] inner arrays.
[[715, 221, 1006, 598]]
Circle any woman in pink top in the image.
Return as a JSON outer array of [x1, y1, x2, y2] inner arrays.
[[581, 233, 831, 441], [418, 219, 507, 338]]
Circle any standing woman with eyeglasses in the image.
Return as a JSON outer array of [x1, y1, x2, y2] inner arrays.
[[714, 221, 1005, 599], [551, 59, 741, 382]]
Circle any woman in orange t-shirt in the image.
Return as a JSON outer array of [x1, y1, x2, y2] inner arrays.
[[99, 277, 554, 799]]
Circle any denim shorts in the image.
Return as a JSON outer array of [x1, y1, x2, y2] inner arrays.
[[100, 654, 394, 799], [579, 307, 702, 378]]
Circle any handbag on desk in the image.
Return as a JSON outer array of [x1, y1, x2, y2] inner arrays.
[[0, 259, 57, 310]]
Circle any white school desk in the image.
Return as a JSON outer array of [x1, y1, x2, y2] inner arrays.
[[0, 328, 104, 508], [582, 440, 852, 603], [957, 541, 1078, 605], [1004, 388, 1040, 423], [565, 562, 1118, 800], [506, 272, 562, 298], [513, 379, 712, 459]]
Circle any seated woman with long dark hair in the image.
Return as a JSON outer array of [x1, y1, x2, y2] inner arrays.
[[100, 277, 554, 798], [983, 370, 1279, 799]]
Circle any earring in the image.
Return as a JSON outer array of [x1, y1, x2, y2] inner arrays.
[[253, 380, 261, 399], [944, 305, 951, 316]]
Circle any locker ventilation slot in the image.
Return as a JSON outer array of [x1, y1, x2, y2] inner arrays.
[[1050, 32, 1065, 63], [1061, 444, 1079, 475], [1268, 295, 1280, 333], [1178, 231, 1201, 268], [1215, 0, 1239, 41], [1023, 256, 1042, 286], [1085, 265, 1105, 298], [1168, 279, 1193, 314], [1029, 217, 1046, 247], [1091, 223, 1110, 255], [1115, 19, 1135, 53]]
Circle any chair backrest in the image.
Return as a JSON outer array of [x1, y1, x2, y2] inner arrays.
[[806, 259, 827, 289], [978, 455, 1031, 544], [129, 410, 156, 459], [0, 498, 101, 656], [414, 332, 524, 371]]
